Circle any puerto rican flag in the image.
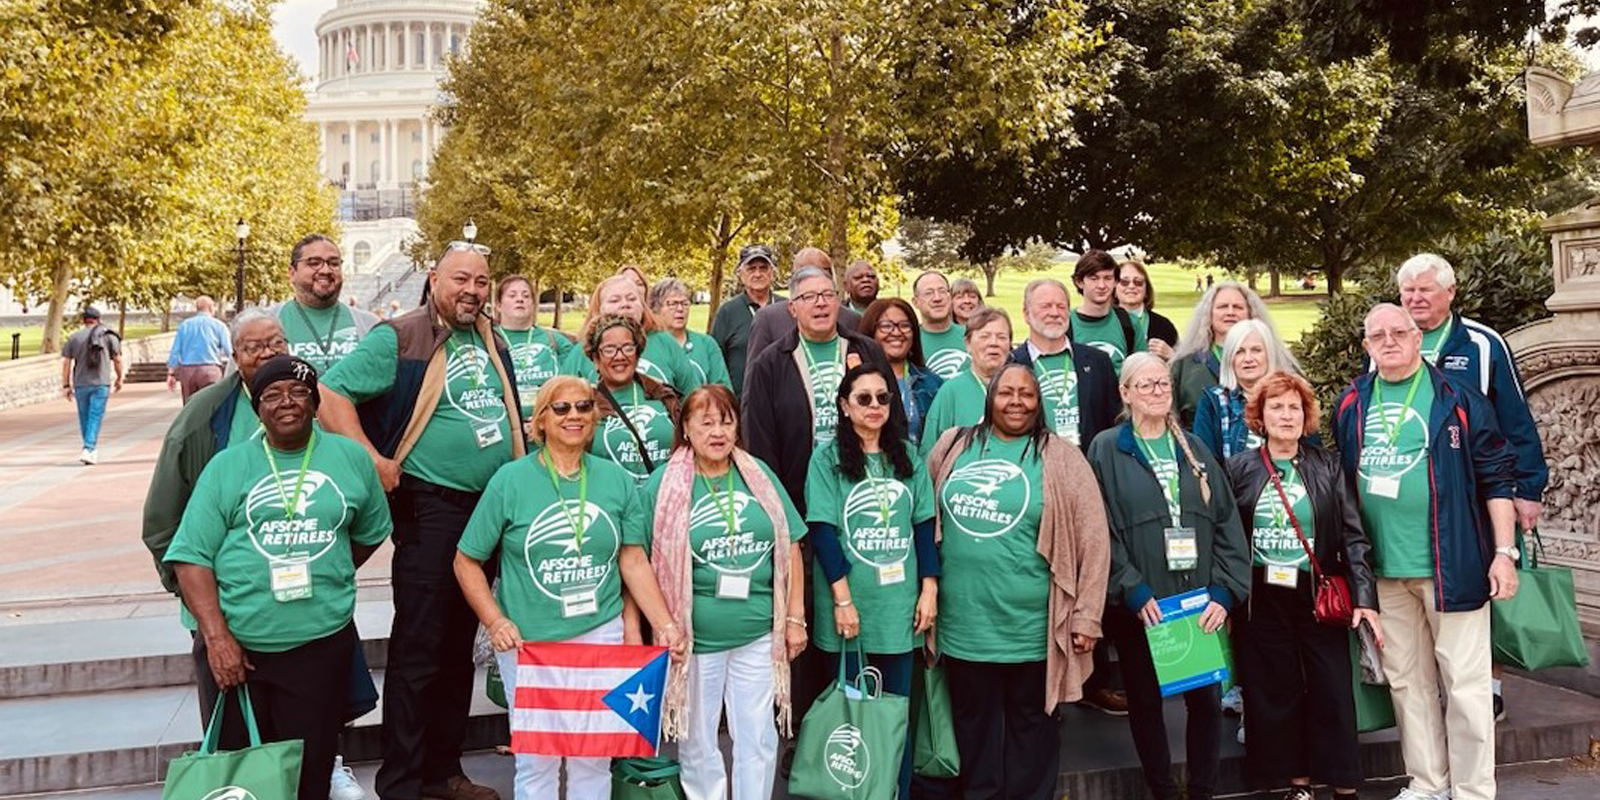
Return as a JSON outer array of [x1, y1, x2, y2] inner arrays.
[[509, 642, 669, 757]]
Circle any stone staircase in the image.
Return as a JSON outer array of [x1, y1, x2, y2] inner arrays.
[[345, 253, 423, 312]]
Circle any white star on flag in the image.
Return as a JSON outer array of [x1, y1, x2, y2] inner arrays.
[[625, 684, 655, 714]]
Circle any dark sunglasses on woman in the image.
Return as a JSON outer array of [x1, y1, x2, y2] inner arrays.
[[549, 399, 596, 416], [851, 391, 894, 407]]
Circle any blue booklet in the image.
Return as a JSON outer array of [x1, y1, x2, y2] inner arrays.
[[1143, 587, 1231, 697]]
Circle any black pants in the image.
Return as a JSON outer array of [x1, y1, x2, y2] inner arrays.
[[1108, 609, 1221, 800], [376, 480, 491, 800], [944, 656, 1059, 800], [195, 623, 357, 800], [1235, 573, 1362, 788]]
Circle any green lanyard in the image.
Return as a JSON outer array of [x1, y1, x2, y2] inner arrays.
[[1135, 432, 1180, 512], [446, 329, 488, 387], [543, 452, 588, 549], [1041, 352, 1076, 404], [263, 433, 316, 520], [291, 301, 344, 361], [700, 469, 740, 533], [1421, 318, 1452, 363], [1372, 369, 1424, 446], [799, 337, 844, 377], [864, 454, 896, 527]]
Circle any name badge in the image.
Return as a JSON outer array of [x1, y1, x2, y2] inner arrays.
[[877, 561, 907, 586], [1367, 475, 1400, 499], [474, 422, 505, 449], [1165, 527, 1198, 572], [560, 586, 599, 618], [716, 573, 751, 600], [271, 558, 312, 603], [1266, 564, 1299, 588]]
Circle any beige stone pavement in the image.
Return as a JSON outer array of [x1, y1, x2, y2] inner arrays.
[[0, 382, 391, 616]]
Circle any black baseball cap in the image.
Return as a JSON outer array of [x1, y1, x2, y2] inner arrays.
[[737, 244, 775, 269], [80, 306, 101, 319]]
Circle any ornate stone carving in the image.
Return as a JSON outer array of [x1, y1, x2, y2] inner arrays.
[[1528, 378, 1600, 540], [1516, 345, 1600, 383], [1571, 244, 1600, 278]]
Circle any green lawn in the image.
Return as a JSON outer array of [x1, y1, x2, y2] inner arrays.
[[548, 261, 1329, 342], [0, 324, 163, 359]]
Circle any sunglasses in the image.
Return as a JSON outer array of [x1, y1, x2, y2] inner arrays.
[[548, 399, 596, 416], [851, 391, 894, 407], [443, 241, 492, 256]]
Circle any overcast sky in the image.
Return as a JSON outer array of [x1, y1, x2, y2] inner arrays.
[[274, 0, 335, 77]]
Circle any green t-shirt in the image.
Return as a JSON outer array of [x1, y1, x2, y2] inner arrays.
[[1033, 352, 1081, 445], [163, 432, 392, 652], [639, 461, 806, 654], [1127, 308, 1151, 346], [457, 452, 647, 642], [321, 325, 516, 492], [1137, 432, 1184, 524], [681, 330, 732, 388], [805, 444, 936, 654], [1420, 319, 1452, 365], [920, 323, 970, 380], [280, 301, 363, 374], [560, 330, 703, 397], [1071, 309, 1145, 373], [1252, 458, 1313, 571], [500, 325, 572, 418], [1357, 371, 1435, 578], [590, 384, 676, 481], [801, 336, 847, 446], [919, 369, 989, 460], [936, 433, 1050, 662]]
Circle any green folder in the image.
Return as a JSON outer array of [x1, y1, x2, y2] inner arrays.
[[1144, 588, 1230, 696]]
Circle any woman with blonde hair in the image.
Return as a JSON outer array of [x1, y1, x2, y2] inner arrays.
[[561, 273, 701, 395], [1192, 318, 1302, 461]]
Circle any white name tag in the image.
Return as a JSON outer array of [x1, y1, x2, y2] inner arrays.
[[560, 586, 599, 618], [1266, 564, 1299, 588], [716, 573, 751, 600], [1165, 527, 1198, 572], [1367, 475, 1400, 499], [271, 558, 312, 603], [877, 562, 907, 586], [474, 422, 504, 449]]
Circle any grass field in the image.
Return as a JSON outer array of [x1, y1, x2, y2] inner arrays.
[[1, 324, 163, 359]]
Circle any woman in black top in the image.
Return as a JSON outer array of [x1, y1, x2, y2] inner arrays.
[[1115, 259, 1180, 359]]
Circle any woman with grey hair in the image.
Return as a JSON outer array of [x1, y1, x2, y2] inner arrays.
[[1170, 283, 1283, 426], [1192, 319, 1302, 461], [650, 278, 732, 387], [950, 277, 984, 325]]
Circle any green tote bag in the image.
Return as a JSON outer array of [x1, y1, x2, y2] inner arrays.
[[1349, 630, 1395, 733], [911, 657, 960, 778], [612, 757, 687, 800], [789, 641, 910, 800], [1491, 530, 1590, 671], [163, 686, 304, 800]]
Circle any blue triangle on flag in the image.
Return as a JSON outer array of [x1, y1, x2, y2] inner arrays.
[[601, 650, 669, 748]]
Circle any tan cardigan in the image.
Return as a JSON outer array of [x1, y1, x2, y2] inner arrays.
[[928, 426, 1111, 710]]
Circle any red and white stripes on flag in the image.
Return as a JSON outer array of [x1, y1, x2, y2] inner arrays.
[[346, 40, 360, 68], [509, 642, 669, 758]]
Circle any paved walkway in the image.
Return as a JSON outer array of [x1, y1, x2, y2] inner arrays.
[[0, 383, 390, 615]]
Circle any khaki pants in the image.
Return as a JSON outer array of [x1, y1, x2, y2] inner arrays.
[[1377, 578, 1495, 800]]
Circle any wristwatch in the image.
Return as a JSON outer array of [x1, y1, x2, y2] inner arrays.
[[1494, 545, 1519, 561]]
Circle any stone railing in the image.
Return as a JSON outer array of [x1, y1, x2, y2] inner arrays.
[[0, 333, 175, 412]]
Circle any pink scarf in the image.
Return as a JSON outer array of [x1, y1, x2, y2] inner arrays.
[[651, 445, 795, 740]]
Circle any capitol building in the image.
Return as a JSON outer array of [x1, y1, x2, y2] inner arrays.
[[303, 0, 483, 307]]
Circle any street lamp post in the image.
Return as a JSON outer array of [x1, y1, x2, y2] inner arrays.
[[463, 219, 477, 244], [234, 219, 251, 317]]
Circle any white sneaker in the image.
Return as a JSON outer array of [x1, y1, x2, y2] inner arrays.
[[79, 448, 96, 465], [330, 755, 364, 800], [1236, 714, 1246, 745], [1390, 788, 1449, 800]]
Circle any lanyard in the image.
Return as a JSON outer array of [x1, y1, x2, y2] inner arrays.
[[263, 433, 316, 520], [1421, 318, 1452, 363], [1135, 432, 1180, 515], [291, 302, 344, 360], [1040, 352, 1076, 404], [864, 454, 896, 527], [445, 329, 487, 387], [800, 337, 844, 377], [899, 377, 921, 441], [1372, 369, 1423, 446], [700, 469, 740, 533], [543, 452, 588, 549]]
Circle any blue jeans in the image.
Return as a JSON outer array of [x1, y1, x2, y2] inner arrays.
[[73, 384, 109, 449]]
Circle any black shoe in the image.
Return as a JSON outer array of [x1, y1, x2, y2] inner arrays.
[[1493, 692, 1506, 722], [1278, 787, 1315, 800]]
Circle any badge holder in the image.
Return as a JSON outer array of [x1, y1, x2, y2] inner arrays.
[[474, 422, 504, 449], [1164, 527, 1198, 572], [271, 556, 313, 602], [877, 561, 907, 586], [716, 572, 751, 600], [560, 584, 599, 618]]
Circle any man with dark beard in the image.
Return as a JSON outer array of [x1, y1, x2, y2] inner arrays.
[[271, 234, 379, 373], [319, 242, 525, 800]]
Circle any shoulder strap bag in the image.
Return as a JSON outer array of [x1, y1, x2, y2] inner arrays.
[[1261, 447, 1353, 627]]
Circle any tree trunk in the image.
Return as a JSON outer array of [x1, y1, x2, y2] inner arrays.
[[1326, 261, 1345, 296], [824, 28, 849, 278], [118, 303, 127, 338], [41, 258, 72, 355], [553, 283, 564, 331], [1268, 268, 1282, 298], [983, 261, 1000, 297], [530, 276, 541, 326], [706, 212, 732, 327], [162, 300, 172, 333]]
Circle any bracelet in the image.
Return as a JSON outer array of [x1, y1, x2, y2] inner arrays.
[[785, 616, 807, 628], [834, 598, 853, 608]]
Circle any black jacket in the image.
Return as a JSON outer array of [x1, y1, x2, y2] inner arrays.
[[1224, 443, 1379, 611], [743, 327, 891, 513], [1008, 341, 1122, 451], [1146, 309, 1180, 349]]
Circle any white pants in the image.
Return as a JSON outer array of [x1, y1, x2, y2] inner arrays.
[[1377, 578, 1495, 800], [679, 635, 778, 800], [496, 616, 625, 800]]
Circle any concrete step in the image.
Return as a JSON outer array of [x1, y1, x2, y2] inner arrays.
[[0, 667, 510, 796], [0, 602, 394, 698], [124, 364, 166, 384]]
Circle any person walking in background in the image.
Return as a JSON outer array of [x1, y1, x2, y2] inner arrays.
[[167, 295, 232, 403], [710, 244, 783, 395], [60, 305, 122, 464]]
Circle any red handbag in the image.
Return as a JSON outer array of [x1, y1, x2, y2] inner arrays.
[[1261, 448, 1354, 627]]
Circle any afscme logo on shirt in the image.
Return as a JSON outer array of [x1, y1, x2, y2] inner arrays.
[[242, 471, 348, 563]]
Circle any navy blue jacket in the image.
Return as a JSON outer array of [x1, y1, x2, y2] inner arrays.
[[1429, 313, 1547, 501], [1332, 364, 1516, 612], [903, 362, 943, 445], [1008, 341, 1121, 451], [1192, 385, 1250, 461]]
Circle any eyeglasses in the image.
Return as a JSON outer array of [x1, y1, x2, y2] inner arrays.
[[443, 241, 492, 256], [237, 337, 289, 357], [658, 299, 690, 310], [917, 286, 951, 299], [259, 385, 313, 405], [597, 343, 638, 359], [1117, 277, 1146, 288], [548, 399, 596, 416], [875, 320, 913, 335], [793, 289, 838, 306], [1365, 329, 1416, 344], [851, 391, 894, 407], [1132, 378, 1173, 395], [296, 257, 343, 271]]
